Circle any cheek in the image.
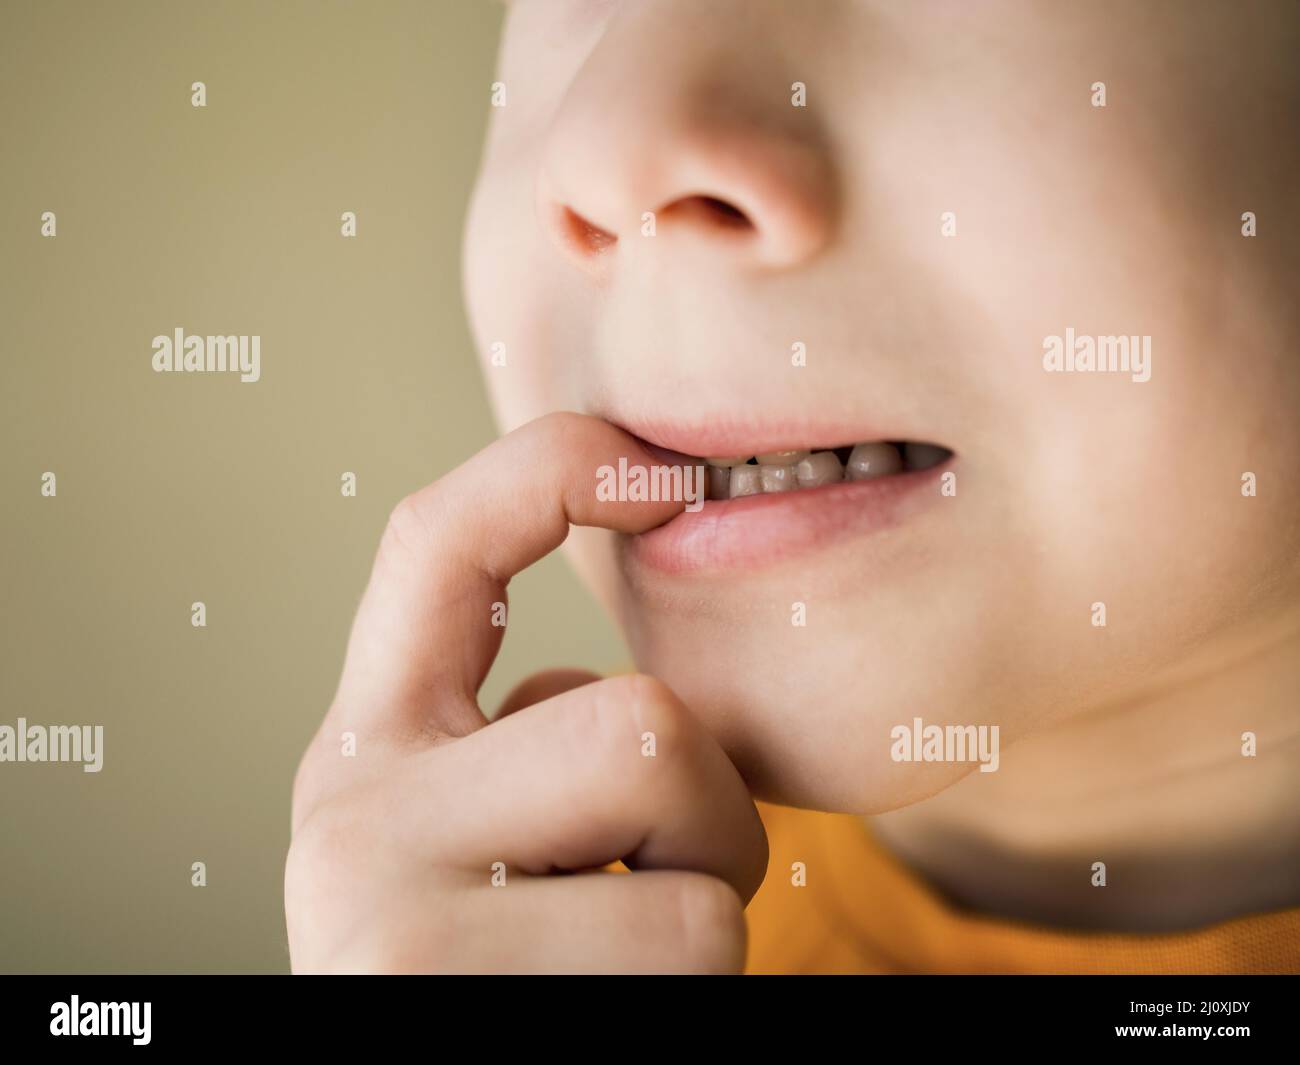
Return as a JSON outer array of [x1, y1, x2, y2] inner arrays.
[[1032, 326, 1300, 632], [462, 173, 565, 433]]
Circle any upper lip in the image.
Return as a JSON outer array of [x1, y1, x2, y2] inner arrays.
[[599, 412, 937, 461]]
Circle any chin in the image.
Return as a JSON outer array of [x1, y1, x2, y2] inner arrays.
[[624, 627, 984, 814]]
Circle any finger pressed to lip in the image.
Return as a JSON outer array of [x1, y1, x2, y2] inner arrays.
[[329, 413, 685, 743]]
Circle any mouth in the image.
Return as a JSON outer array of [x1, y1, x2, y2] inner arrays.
[[696, 441, 951, 499], [621, 430, 955, 574]]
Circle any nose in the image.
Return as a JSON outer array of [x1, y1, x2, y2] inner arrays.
[[537, 7, 836, 273]]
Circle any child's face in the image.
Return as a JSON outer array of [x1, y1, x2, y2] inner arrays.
[[463, 0, 1300, 811]]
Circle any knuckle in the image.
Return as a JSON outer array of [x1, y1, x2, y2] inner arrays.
[[289, 754, 318, 832], [289, 722, 350, 832], [672, 875, 747, 974], [287, 785, 387, 904], [286, 779, 467, 974], [286, 801, 355, 891], [611, 672, 687, 731], [380, 492, 433, 564], [588, 673, 691, 765], [531, 409, 590, 446], [285, 796, 381, 965]]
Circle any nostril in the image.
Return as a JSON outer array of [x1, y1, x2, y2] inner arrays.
[[546, 193, 762, 268], [697, 196, 752, 228], [560, 205, 618, 256], [664, 194, 755, 232]]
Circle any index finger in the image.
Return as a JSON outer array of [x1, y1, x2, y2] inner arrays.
[[333, 412, 695, 738]]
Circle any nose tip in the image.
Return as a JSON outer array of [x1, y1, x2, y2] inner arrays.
[[539, 103, 835, 273]]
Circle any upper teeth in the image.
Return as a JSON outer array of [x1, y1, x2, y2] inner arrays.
[[795, 450, 843, 488], [700, 442, 949, 500]]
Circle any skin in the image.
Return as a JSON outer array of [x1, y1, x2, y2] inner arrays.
[[288, 416, 766, 972], [288, 1, 1300, 969]]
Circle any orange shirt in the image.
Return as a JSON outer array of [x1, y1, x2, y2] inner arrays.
[[746, 802, 1300, 974]]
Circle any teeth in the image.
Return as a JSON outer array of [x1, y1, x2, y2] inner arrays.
[[756, 449, 809, 465], [795, 451, 844, 488], [728, 465, 763, 498], [687, 441, 947, 500], [903, 442, 949, 471], [706, 464, 731, 500], [845, 442, 902, 481], [758, 464, 798, 493]]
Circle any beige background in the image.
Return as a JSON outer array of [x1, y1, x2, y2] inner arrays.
[[0, 0, 627, 972]]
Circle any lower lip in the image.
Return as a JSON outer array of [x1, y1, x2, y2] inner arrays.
[[625, 463, 950, 575]]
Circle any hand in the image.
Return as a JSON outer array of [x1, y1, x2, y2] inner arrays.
[[286, 413, 768, 973]]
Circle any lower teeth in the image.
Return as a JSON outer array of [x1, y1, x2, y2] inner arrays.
[[703, 441, 949, 500]]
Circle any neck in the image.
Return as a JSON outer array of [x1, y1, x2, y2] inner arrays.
[[870, 616, 1300, 932]]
